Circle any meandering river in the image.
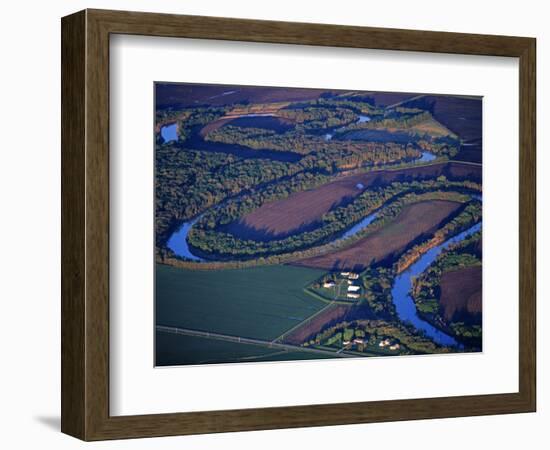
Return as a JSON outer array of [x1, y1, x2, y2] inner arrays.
[[339, 212, 378, 241], [390, 221, 482, 347], [167, 210, 380, 262], [325, 114, 370, 141], [161, 109, 480, 350], [166, 187, 481, 349], [166, 218, 204, 262]]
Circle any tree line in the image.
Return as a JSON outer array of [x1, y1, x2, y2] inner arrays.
[[187, 180, 479, 260]]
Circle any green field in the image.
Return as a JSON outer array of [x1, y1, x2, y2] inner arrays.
[[156, 264, 327, 341], [156, 331, 334, 366]]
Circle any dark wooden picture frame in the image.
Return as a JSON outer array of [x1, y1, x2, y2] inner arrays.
[[61, 9, 536, 441]]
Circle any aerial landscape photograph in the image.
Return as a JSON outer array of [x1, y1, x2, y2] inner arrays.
[[154, 82, 483, 366]]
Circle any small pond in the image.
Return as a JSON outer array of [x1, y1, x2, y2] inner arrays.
[[161, 123, 178, 143]]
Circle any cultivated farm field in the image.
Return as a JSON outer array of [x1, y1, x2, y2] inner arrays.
[[155, 332, 333, 366], [155, 83, 484, 363], [155, 264, 327, 341], [439, 265, 482, 321], [155, 84, 333, 109], [226, 162, 481, 241], [282, 304, 352, 345], [292, 200, 463, 271], [399, 95, 483, 163], [156, 332, 280, 366]]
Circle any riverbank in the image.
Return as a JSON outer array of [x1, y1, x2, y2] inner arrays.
[[160, 190, 476, 271], [390, 222, 482, 348]]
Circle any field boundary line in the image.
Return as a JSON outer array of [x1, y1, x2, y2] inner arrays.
[[157, 325, 352, 358], [272, 300, 341, 344]]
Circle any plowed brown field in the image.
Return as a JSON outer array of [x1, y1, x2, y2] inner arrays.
[[226, 162, 480, 241], [292, 200, 462, 271], [282, 304, 352, 345], [440, 266, 482, 321]]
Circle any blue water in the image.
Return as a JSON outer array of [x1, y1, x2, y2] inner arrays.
[[167, 209, 379, 261], [339, 212, 378, 240], [391, 221, 482, 347], [324, 114, 370, 141], [166, 218, 204, 262], [418, 151, 436, 162], [161, 123, 178, 143], [164, 186, 469, 262]]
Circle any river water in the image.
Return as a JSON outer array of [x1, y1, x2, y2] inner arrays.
[[160, 123, 178, 143], [162, 102, 463, 272], [390, 221, 482, 347], [323, 115, 436, 164], [167, 209, 380, 262], [166, 218, 204, 262], [325, 114, 370, 141], [339, 212, 378, 240], [417, 151, 436, 162], [166, 185, 481, 349]]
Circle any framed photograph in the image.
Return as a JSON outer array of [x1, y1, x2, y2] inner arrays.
[[61, 9, 536, 440]]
